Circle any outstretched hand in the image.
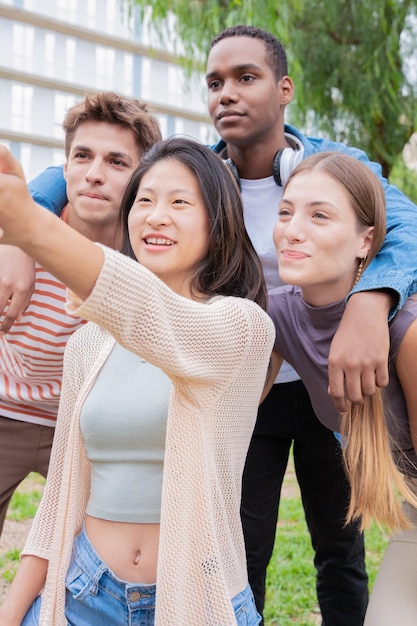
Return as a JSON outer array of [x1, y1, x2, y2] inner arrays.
[[0, 145, 35, 246], [0, 146, 38, 333], [328, 291, 391, 412]]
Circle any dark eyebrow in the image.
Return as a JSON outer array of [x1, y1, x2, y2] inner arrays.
[[71, 144, 92, 154], [205, 63, 262, 81], [108, 151, 133, 163], [71, 145, 133, 163]]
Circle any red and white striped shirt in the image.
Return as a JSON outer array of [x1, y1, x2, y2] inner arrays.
[[0, 264, 85, 426]]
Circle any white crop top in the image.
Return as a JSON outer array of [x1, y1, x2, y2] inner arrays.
[[80, 342, 171, 523]]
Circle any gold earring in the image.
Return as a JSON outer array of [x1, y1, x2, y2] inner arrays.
[[353, 257, 367, 287]]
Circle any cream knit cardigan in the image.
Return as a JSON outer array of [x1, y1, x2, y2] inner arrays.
[[22, 246, 275, 626]]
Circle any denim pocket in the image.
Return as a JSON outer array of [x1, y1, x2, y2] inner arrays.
[[65, 552, 106, 600], [234, 601, 249, 625], [232, 586, 261, 626], [65, 552, 97, 601]]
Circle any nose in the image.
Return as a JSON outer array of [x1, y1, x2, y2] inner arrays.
[[85, 159, 105, 184], [145, 203, 171, 227], [283, 214, 306, 243], [218, 79, 238, 105]]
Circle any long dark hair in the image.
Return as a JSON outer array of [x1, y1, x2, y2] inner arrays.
[[120, 136, 267, 309]]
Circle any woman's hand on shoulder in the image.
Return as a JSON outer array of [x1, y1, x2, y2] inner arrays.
[[328, 291, 391, 412]]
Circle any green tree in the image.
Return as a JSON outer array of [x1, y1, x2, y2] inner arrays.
[[126, 0, 417, 179]]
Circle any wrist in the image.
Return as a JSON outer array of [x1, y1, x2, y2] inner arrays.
[[0, 602, 23, 624], [20, 203, 56, 255], [348, 289, 396, 317]]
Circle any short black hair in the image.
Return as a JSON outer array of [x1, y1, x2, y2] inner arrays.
[[210, 25, 288, 80]]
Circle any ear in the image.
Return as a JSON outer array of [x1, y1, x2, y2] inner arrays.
[[279, 76, 294, 106], [359, 226, 374, 258], [63, 162, 68, 181]]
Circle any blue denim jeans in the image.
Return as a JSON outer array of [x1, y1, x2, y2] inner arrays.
[[22, 525, 260, 625]]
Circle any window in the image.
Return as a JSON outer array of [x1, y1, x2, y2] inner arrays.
[[44, 33, 56, 78], [86, 0, 97, 29], [123, 53, 133, 94], [54, 93, 77, 139], [57, 0, 78, 23], [12, 24, 34, 72], [66, 39, 76, 82], [11, 84, 33, 133], [105, 0, 117, 34], [96, 46, 115, 89]]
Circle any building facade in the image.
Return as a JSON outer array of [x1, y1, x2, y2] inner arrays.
[[0, 0, 216, 180]]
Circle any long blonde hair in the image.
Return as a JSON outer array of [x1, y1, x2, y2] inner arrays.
[[342, 396, 417, 531], [287, 152, 417, 531]]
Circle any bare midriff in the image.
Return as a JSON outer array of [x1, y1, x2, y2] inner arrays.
[[85, 514, 160, 583]]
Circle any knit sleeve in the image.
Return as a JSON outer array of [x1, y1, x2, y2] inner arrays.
[[20, 325, 104, 560], [66, 245, 274, 392]]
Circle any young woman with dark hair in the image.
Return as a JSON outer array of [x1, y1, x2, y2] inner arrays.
[[0, 137, 274, 626]]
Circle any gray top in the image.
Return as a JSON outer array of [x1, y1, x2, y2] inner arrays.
[[80, 342, 171, 523], [268, 286, 417, 477]]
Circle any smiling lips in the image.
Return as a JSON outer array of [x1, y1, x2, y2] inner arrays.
[[144, 237, 175, 246], [281, 249, 309, 261]]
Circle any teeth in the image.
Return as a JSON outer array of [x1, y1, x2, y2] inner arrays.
[[146, 237, 174, 245]]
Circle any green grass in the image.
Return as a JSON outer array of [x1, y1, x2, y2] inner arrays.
[[0, 473, 46, 592], [264, 496, 389, 625], [6, 487, 44, 521], [0, 549, 20, 583]]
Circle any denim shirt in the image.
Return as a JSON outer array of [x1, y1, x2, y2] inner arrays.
[[28, 165, 68, 217], [29, 124, 417, 318]]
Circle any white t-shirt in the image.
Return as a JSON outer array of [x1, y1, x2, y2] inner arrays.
[[240, 175, 298, 383]]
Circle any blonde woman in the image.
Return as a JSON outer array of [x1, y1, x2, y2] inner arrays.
[[265, 151, 417, 626]]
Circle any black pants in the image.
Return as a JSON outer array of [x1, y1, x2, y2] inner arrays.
[[241, 381, 368, 626]]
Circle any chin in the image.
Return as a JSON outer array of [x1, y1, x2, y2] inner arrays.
[[278, 270, 294, 283]]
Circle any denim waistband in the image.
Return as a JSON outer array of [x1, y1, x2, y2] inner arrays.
[[72, 525, 156, 609]]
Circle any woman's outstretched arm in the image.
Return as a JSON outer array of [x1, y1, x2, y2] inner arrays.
[[0, 146, 103, 301]]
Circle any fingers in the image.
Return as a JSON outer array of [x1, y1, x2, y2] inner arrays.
[[328, 361, 389, 413], [0, 297, 31, 335], [0, 314, 18, 335], [0, 287, 33, 334], [328, 291, 391, 412], [0, 148, 31, 247], [0, 145, 25, 179], [0, 247, 35, 334], [375, 362, 390, 389], [327, 364, 348, 413]]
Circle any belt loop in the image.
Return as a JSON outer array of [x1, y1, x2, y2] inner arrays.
[[88, 562, 107, 596]]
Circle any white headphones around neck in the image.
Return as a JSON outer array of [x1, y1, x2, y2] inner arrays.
[[225, 146, 304, 189]]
